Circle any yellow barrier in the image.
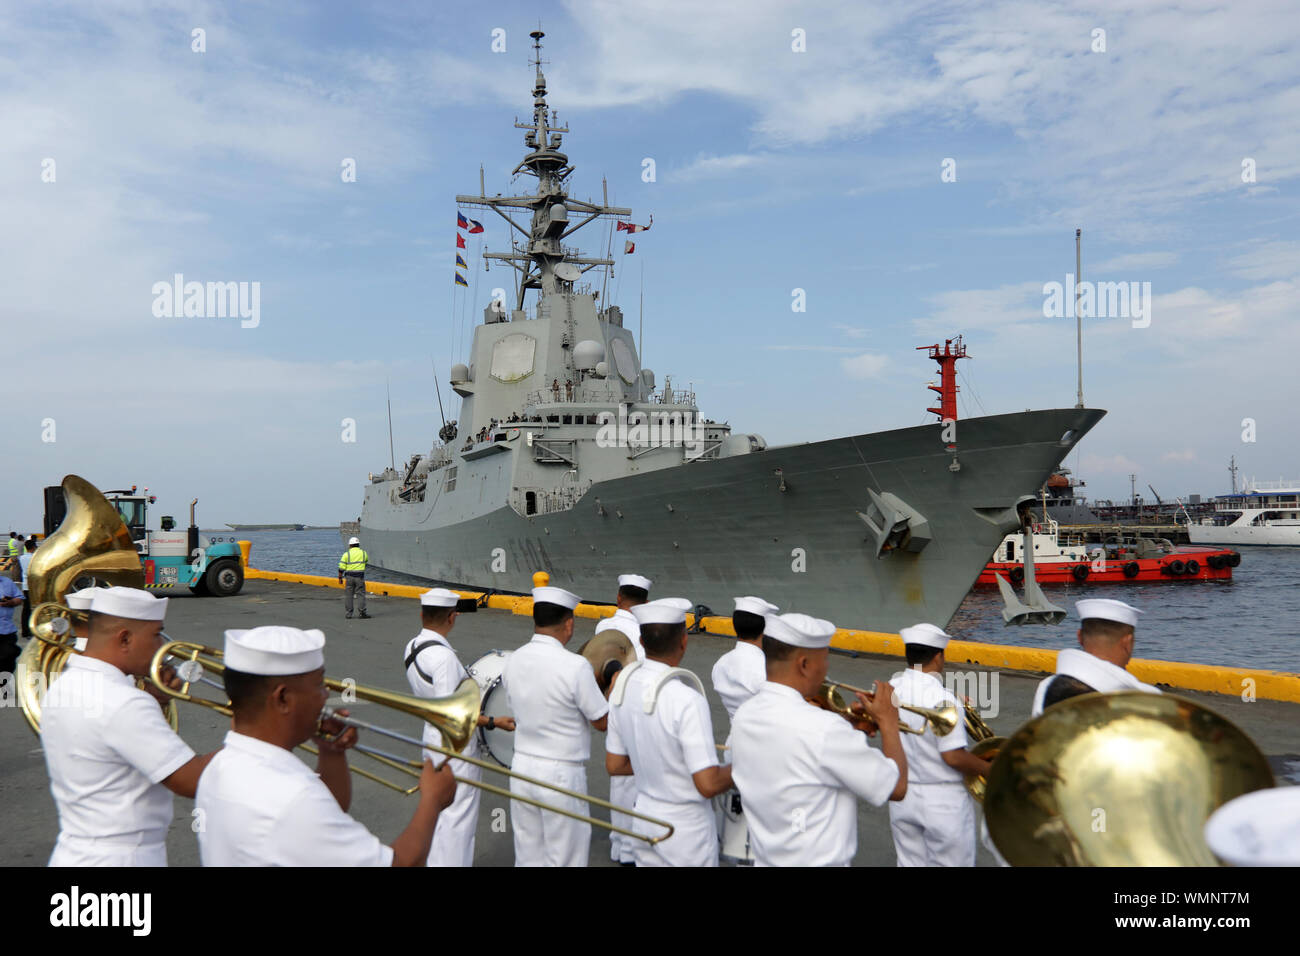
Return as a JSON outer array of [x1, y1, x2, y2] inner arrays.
[[235, 544, 1300, 702]]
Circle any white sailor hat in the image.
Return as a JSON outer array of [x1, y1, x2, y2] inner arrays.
[[763, 612, 833, 649], [734, 596, 778, 617], [899, 622, 950, 650], [1204, 788, 1300, 866], [348, 536, 360, 545], [89, 586, 167, 621], [225, 626, 326, 676], [532, 585, 580, 610], [420, 587, 460, 607], [65, 587, 107, 612], [1076, 598, 1142, 628], [618, 573, 652, 592], [631, 597, 692, 626]]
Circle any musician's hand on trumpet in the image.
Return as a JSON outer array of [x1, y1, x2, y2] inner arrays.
[[854, 681, 902, 737], [418, 758, 458, 811], [316, 709, 360, 754], [144, 661, 182, 709]]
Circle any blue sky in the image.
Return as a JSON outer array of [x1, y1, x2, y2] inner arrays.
[[3, 0, 1298, 528]]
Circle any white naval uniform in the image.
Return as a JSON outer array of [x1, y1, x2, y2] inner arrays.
[[41, 654, 195, 867], [404, 628, 482, 867], [196, 730, 393, 866], [731, 682, 900, 867], [503, 634, 609, 867], [887, 667, 975, 867], [1030, 647, 1162, 717], [606, 660, 721, 867], [595, 608, 643, 863], [711, 641, 766, 721]]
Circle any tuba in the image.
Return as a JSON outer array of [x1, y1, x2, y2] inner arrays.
[[15, 475, 149, 734], [961, 701, 1004, 803], [983, 691, 1274, 865]]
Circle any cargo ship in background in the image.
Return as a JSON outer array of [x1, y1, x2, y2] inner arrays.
[[354, 32, 1105, 632]]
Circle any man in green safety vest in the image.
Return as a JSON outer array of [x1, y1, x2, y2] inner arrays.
[[338, 536, 370, 620]]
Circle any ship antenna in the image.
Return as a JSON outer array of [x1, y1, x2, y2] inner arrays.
[[639, 261, 644, 359], [386, 380, 396, 471], [1075, 227, 1084, 409], [432, 358, 448, 432]]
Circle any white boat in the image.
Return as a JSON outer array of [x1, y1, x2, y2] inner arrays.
[[1185, 478, 1300, 546]]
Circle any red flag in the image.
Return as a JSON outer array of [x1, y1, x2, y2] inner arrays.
[[624, 240, 635, 254], [616, 215, 652, 233], [456, 233, 466, 249]]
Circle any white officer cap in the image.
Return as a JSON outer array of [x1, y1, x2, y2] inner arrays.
[[65, 587, 107, 611], [89, 586, 168, 621], [630, 597, 692, 626], [1076, 598, 1142, 628], [532, 585, 580, 610], [1204, 788, 1300, 866], [734, 596, 778, 617], [225, 626, 326, 675], [899, 622, 950, 650], [420, 587, 459, 607], [348, 536, 360, 545], [781, 613, 837, 647], [618, 573, 652, 592]]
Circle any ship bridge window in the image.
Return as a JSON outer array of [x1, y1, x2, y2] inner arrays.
[[1005, 541, 1015, 561], [547, 415, 559, 423], [562, 415, 572, 424]]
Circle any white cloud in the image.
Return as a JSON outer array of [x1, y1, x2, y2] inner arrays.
[[842, 352, 889, 378], [669, 153, 766, 183], [1161, 450, 1197, 463], [1226, 241, 1300, 281], [1091, 252, 1179, 273]]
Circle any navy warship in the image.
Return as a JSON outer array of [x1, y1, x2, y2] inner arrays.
[[356, 31, 1105, 631]]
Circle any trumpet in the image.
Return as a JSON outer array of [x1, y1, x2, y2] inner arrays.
[[961, 700, 1004, 803], [811, 679, 959, 736], [149, 640, 675, 846]]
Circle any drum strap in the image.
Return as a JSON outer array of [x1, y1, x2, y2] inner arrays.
[[610, 662, 706, 714], [404, 640, 443, 685]]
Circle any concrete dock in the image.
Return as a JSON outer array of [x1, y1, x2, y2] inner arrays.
[[2, 579, 1297, 867]]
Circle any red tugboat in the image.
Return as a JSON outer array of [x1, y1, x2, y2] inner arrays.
[[976, 517, 1240, 585]]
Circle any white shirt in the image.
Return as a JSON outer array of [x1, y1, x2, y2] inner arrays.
[[196, 730, 393, 866], [606, 660, 718, 805], [1031, 647, 1163, 717], [594, 608, 644, 661], [504, 634, 609, 762], [403, 628, 480, 763], [41, 654, 195, 846], [732, 681, 900, 867], [888, 667, 968, 784], [711, 641, 766, 719], [19, 552, 31, 589]]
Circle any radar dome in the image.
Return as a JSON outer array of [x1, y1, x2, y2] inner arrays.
[[574, 340, 605, 370], [450, 363, 470, 384], [641, 368, 655, 389], [593, 361, 609, 378]]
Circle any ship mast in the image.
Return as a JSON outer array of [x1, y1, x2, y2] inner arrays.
[[455, 30, 630, 311]]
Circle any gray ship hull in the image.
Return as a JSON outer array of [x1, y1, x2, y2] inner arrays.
[[359, 407, 1104, 632]]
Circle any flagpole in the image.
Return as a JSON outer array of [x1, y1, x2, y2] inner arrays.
[[639, 261, 644, 359]]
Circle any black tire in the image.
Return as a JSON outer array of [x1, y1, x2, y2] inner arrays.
[[1072, 564, 1090, 582], [1227, 551, 1241, 567], [1123, 561, 1140, 578], [1185, 559, 1201, 576], [1169, 559, 1186, 576], [189, 577, 209, 596], [1206, 554, 1225, 570], [204, 559, 244, 597], [1009, 566, 1025, 585]]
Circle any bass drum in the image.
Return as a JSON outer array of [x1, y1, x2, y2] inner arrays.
[[715, 789, 755, 865], [467, 650, 514, 767]]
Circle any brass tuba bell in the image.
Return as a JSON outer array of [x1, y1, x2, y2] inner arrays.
[[984, 690, 1274, 866], [15, 474, 147, 733]]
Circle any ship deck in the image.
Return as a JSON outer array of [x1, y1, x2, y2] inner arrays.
[[4, 579, 1297, 866]]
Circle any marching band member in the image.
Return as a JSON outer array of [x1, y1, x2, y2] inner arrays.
[[605, 598, 732, 866], [594, 572, 651, 864], [503, 586, 609, 866], [1031, 599, 1159, 716], [887, 623, 989, 867], [403, 588, 515, 867], [63, 586, 106, 650], [1205, 788, 1300, 866], [41, 586, 217, 866], [711, 596, 777, 721], [197, 625, 456, 866], [731, 613, 908, 866]]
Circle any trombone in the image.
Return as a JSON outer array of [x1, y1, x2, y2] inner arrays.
[[149, 640, 675, 846], [812, 679, 959, 736]]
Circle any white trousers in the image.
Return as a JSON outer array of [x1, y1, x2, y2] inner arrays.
[[632, 795, 717, 868], [609, 774, 638, 863], [888, 781, 976, 867], [510, 753, 590, 867], [427, 748, 483, 867], [50, 834, 167, 867]]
